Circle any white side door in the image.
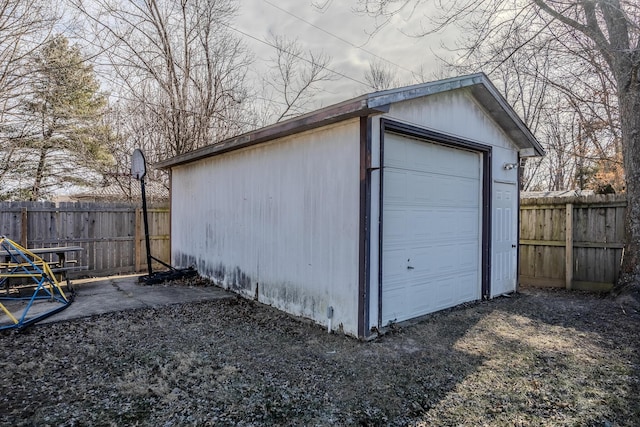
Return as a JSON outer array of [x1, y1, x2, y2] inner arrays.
[[491, 181, 518, 296]]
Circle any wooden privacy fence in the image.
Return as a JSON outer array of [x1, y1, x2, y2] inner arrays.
[[519, 194, 626, 291], [0, 202, 170, 277], [1, 198, 626, 287]]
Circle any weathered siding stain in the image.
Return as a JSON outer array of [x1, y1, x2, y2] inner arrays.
[[171, 120, 362, 335]]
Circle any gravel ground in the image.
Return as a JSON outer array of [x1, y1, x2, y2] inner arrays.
[[1, 284, 639, 426]]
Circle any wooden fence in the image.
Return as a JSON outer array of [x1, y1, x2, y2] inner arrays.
[[0, 202, 170, 277], [519, 194, 626, 291], [1, 198, 627, 287]]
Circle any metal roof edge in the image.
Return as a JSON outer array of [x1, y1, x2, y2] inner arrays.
[[367, 72, 545, 157], [471, 74, 546, 157], [366, 72, 486, 108], [155, 96, 385, 169], [156, 73, 545, 169]]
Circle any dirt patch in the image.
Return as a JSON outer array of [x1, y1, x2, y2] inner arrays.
[[1, 285, 639, 426]]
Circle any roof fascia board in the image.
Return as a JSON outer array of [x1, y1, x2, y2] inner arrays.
[[156, 73, 544, 169], [469, 76, 545, 156], [155, 97, 388, 169]]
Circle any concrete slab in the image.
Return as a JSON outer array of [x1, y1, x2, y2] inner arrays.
[[40, 274, 234, 324]]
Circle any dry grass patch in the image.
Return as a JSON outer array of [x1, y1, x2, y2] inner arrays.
[[1, 286, 638, 426]]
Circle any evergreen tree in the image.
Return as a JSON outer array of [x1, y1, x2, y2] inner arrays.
[[21, 34, 112, 200]]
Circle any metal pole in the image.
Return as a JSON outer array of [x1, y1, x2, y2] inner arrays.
[[140, 178, 153, 276]]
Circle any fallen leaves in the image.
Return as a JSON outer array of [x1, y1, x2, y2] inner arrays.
[[1, 286, 638, 426]]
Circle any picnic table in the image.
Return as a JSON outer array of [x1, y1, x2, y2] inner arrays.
[[1, 246, 87, 291]]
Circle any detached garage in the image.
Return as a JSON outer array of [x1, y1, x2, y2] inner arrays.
[[156, 73, 544, 339]]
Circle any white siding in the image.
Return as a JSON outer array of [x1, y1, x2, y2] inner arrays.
[[383, 89, 520, 184], [171, 120, 362, 336], [384, 90, 513, 148]]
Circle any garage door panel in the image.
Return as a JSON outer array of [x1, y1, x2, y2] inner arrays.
[[456, 210, 480, 236], [456, 272, 480, 302], [386, 170, 480, 209], [457, 181, 481, 205], [398, 213, 479, 246], [384, 136, 409, 169], [430, 277, 457, 310], [383, 247, 410, 278], [411, 173, 437, 202], [409, 210, 437, 240], [410, 245, 438, 274], [390, 209, 479, 242], [382, 133, 482, 325], [386, 134, 479, 180], [383, 170, 408, 204], [414, 246, 477, 277], [445, 177, 479, 203], [414, 174, 479, 207], [458, 243, 480, 270], [381, 291, 405, 323], [408, 282, 435, 316], [383, 209, 408, 244], [412, 147, 479, 179], [414, 209, 476, 241], [428, 274, 478, 312], [423, 243, 458, 273]]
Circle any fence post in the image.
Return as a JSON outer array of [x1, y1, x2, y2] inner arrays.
[[20, 207, 28, 247], [135, 208, 141, 272], [565, 203, 573, 290]]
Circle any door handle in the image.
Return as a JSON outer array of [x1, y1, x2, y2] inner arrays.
[[512, 244, 517, 248], [407, 266, 414, 270]]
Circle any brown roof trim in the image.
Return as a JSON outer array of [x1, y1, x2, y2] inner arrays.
[[155, 97, 389, 169], [155, 72, 544, 170]]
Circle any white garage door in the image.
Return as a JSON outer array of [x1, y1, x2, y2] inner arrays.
[[382, 133, 482, 324]]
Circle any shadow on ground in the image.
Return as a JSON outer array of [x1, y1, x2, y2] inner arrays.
[[1, 285, 638, 426]]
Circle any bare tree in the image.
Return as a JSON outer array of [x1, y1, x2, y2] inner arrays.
[[0, 0, 59, 199], [435, 5, 620, 193], [259, 33, 335, 124], [70, 0, 252, 162], [364, 59, 400, 90], [356, 0, 640, 289]]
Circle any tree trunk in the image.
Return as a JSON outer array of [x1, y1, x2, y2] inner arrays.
[[617, 82, 640, 291], [31, 145, 47, 201]]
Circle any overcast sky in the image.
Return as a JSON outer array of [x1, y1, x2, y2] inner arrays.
[[234, 0, 459, 107]]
